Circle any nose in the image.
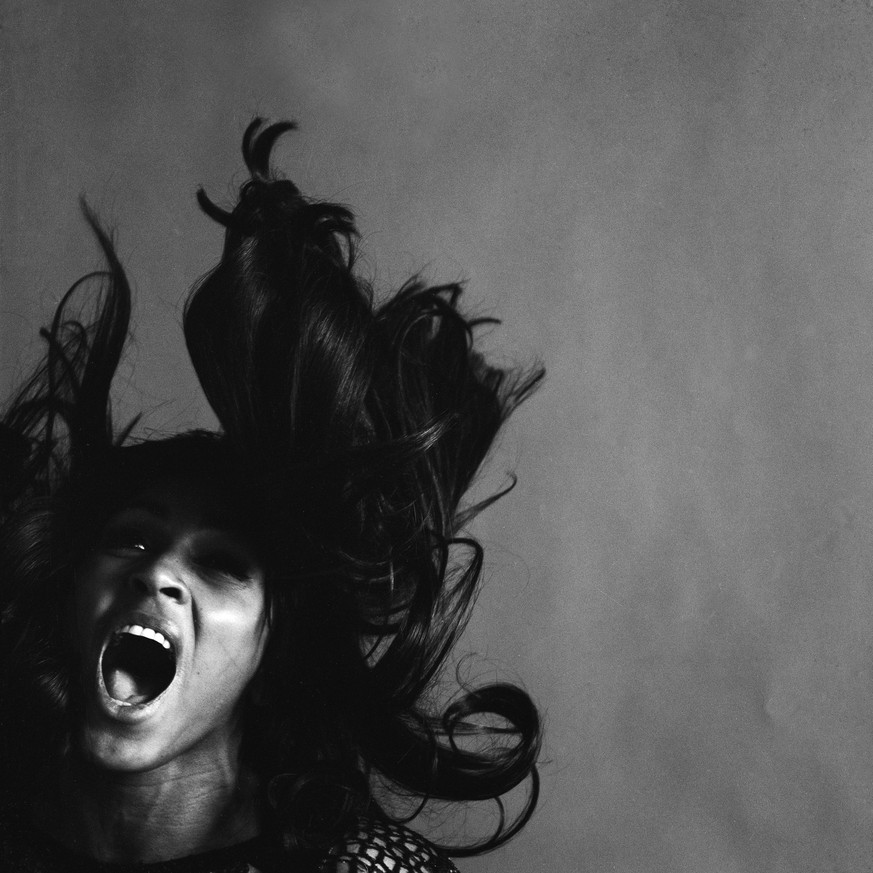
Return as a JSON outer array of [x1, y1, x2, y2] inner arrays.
[[128, 556, 191, 605]]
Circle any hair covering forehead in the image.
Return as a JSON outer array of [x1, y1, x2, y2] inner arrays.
[[91, 433, 268, 535]]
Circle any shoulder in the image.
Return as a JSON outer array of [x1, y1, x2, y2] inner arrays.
[[319, 818, 460, 873]]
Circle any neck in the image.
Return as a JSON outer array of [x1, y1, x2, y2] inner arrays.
[[39, 746, 260, 863]]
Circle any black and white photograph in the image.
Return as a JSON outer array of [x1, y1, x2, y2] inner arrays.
[[3, 2, 873, 871]]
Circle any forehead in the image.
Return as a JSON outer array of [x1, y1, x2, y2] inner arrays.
[[115, 477, 249, 534]]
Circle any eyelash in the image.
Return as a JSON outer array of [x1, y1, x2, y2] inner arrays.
[[195, 552, 251, 581], [100, 526, 150, 554]]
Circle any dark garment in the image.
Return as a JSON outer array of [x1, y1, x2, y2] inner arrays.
[[0, 810, 459, 873]]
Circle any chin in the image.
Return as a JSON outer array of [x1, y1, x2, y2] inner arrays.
[[76, 704, 244, 778], [77, 723, 176, 774]]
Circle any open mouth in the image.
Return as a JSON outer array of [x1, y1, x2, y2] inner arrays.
[[101, 624, 177, 706]]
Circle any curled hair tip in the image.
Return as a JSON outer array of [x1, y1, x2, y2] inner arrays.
[[196, 188, 233, 227], [243, 118, 299, 181]]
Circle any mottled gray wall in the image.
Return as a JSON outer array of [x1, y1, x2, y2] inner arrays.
[[4, 2, 873, 871]]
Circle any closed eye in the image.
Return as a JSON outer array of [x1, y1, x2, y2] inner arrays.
[[195, 549, 255, 582]]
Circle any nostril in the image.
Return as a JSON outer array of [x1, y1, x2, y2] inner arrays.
[[131, 577, 151, 595], [159, 583, 186, 603], [128, 568, 188, 604]]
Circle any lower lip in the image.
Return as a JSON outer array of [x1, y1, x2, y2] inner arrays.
[[94, 653, 179, 724]]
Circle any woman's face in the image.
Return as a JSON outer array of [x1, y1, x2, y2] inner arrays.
[[73, 477, 269, 774]]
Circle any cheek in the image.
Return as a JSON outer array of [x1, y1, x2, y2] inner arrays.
[[72, 559, 121, 618], [200, 595, 269, 676], [71, 562, 109, 643]]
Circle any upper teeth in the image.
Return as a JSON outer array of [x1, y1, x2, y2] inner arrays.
[[117, 624, 172, 651]]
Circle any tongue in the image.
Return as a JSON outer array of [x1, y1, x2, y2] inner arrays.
[[105, 667, 161, 705]]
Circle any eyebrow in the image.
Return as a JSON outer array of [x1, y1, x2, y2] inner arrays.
[[121, 498, 168, 519], [117, 499, 244, 535]]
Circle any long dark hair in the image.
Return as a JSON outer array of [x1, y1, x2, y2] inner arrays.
[[0, 120, 544, 856]]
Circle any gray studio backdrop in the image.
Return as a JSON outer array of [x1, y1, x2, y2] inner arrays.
[[3, 1, 873, 871]]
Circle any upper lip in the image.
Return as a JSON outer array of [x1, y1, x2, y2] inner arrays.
[[100, 609, 182, 660]]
